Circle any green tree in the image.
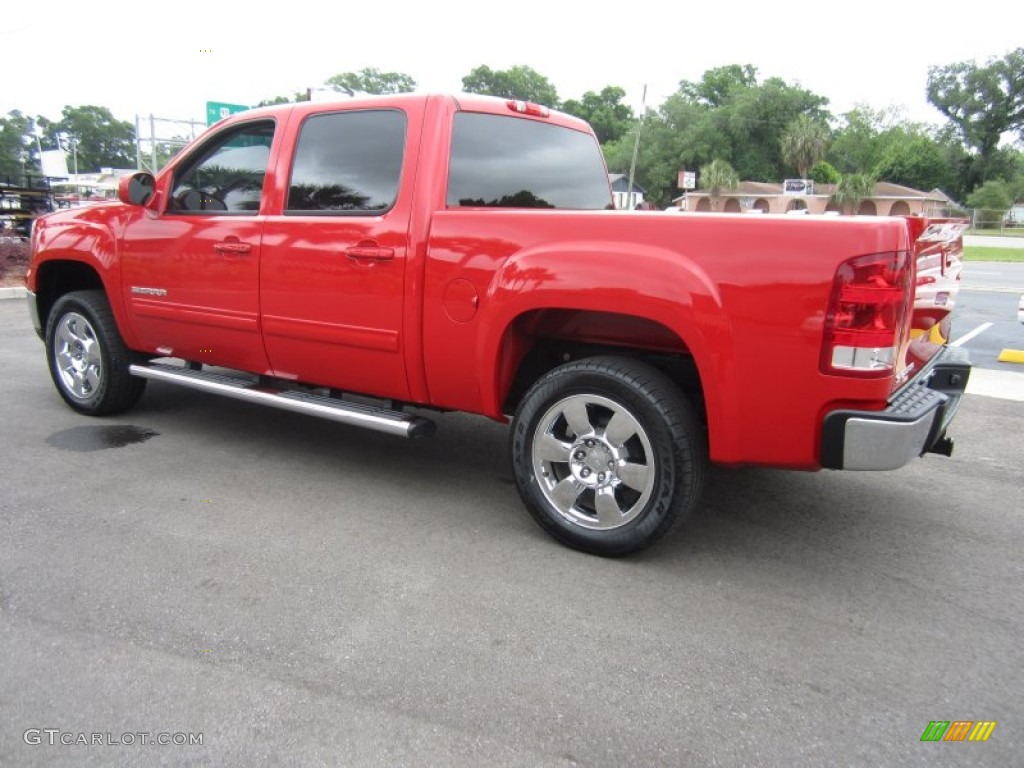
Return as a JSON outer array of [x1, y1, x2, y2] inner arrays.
[[700, 158, 739, 211], [1010, 172, 1024, 203], [44, 105, 134, 171], [873, 134, 953, 192], [827, 107, 901, 174], [780, 115, 830, 178], [678, 64, 757, 108], [602, 65, 831, 204], [695, 75, 830, 181], [257, 91, 311, 106], [0, 110, 33, 183], [561, 86, 634, 144], [602, 108, 684, 207], [325, 68, 417, 96], [832, 173, 876, 215], [927, 48, 1024, 188], [461, 65, 559, 106]]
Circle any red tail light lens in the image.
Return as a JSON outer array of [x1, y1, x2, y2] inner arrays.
[[821, 251, 911, 377]]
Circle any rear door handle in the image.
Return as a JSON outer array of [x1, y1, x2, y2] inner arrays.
[[213, 241, 252, 255], [345, 245, 394, 261]]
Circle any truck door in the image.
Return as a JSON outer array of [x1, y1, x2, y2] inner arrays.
[[260, 107, 414, 400], [120, 120, 276, 373]]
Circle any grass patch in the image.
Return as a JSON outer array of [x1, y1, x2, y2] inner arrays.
[[968, 228, 1024, 238], [963, 246, 1024, 262]]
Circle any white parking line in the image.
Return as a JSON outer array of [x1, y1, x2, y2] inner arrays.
[[951, 322, 994, 348]]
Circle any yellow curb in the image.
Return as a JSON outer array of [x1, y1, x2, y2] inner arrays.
[[997, 349, 1024, 364]]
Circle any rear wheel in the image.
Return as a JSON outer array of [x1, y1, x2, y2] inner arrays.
[[511, 356, 706, 556], [45, 290, 146, 415]]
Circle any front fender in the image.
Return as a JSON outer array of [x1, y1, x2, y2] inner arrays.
[[29, 208, 138, 348]]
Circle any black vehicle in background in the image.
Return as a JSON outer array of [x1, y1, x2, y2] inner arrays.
[[0, 176, 54, 240]]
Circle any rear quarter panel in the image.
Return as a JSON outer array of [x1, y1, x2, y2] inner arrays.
[[424, 210, 911, 469]]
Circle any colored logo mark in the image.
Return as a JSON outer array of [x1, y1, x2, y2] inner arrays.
[[920, 721, 996, 742]]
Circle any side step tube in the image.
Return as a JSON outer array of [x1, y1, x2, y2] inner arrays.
[[129, 362, 435, 438]]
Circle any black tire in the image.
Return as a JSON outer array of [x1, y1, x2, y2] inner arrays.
[[45, 290, 146, 416], [511, 356, 707, 557]]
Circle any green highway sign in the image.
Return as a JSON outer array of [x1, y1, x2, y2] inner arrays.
[[206, 101, 250, 126]]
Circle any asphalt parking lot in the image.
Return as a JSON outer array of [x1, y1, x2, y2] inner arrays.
[[1, 299, 1021, 767]]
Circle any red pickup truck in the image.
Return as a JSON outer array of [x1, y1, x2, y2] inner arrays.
[[26, 93, 970, 555]]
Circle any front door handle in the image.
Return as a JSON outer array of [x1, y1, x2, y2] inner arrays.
[[213, 241, 253, 255], [345, 245, 395, 261]]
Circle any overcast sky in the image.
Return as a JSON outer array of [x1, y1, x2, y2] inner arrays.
[[3, 0, 1020, 135]]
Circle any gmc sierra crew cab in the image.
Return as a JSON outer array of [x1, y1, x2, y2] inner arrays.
[[26, 93, 971, 556]]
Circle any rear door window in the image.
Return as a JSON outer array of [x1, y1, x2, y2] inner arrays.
[[286, 110, 406, 214]]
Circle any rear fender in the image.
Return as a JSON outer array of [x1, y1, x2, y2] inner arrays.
[[479, 242, 738, 457]]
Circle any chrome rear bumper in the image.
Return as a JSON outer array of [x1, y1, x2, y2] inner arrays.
[[820, 346, 971, 470]]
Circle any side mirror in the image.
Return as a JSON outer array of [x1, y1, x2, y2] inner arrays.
[[118, 172, 156, 206]]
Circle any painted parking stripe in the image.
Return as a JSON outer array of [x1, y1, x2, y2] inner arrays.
[[951, 322, 993, 348]]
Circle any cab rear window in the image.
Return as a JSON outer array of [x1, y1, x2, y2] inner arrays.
[[447, 114, 611, 210]]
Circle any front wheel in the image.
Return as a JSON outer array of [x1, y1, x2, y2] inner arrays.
[[511, 356, 707, 556], [45, 290, 146, 415]]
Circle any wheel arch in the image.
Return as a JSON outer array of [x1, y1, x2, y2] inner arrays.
[[28, 213, 135, 346], [34, 258, 104, 329], [478, 249, 739, 461]]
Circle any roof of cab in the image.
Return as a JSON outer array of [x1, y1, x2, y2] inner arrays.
[[217, 92, 591, 134]]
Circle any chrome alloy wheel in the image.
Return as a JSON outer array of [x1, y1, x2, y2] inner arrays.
[[53, 311, 103, 400], [531, 394, 656, 530]]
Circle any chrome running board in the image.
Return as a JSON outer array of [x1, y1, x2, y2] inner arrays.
[[129, 362, 435, 438]]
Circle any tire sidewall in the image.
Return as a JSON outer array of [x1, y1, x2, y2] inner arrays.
[[512, 364, 688, 556], [45, 294, 112, 414]]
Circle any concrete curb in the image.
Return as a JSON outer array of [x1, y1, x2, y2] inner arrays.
[[0, 286, 27, 300], [965, 368, 1024, 402]]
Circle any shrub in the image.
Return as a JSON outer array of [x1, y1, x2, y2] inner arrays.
[[966, 180, 1012, 229], [0, 239, 30, 284], [809, 161, 841, 185]]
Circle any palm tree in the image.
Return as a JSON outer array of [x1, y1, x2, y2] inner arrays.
[[780, 115, 831, 179], [832, 173, 876, 215], [700, 158, 739, 212]]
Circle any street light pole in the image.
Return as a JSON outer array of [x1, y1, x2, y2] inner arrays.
[[626, 85, 647, 211]]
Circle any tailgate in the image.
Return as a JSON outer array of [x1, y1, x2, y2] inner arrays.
[[900, 218, 969, 384]]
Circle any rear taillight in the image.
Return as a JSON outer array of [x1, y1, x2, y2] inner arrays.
[[821, 251, 911, 377]]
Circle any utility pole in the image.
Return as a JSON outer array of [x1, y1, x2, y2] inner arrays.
[[33, 125, 44, 178], [150, 115, 158, 173], [135, 115, 143, 171], [626, 85, 647, 211]]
